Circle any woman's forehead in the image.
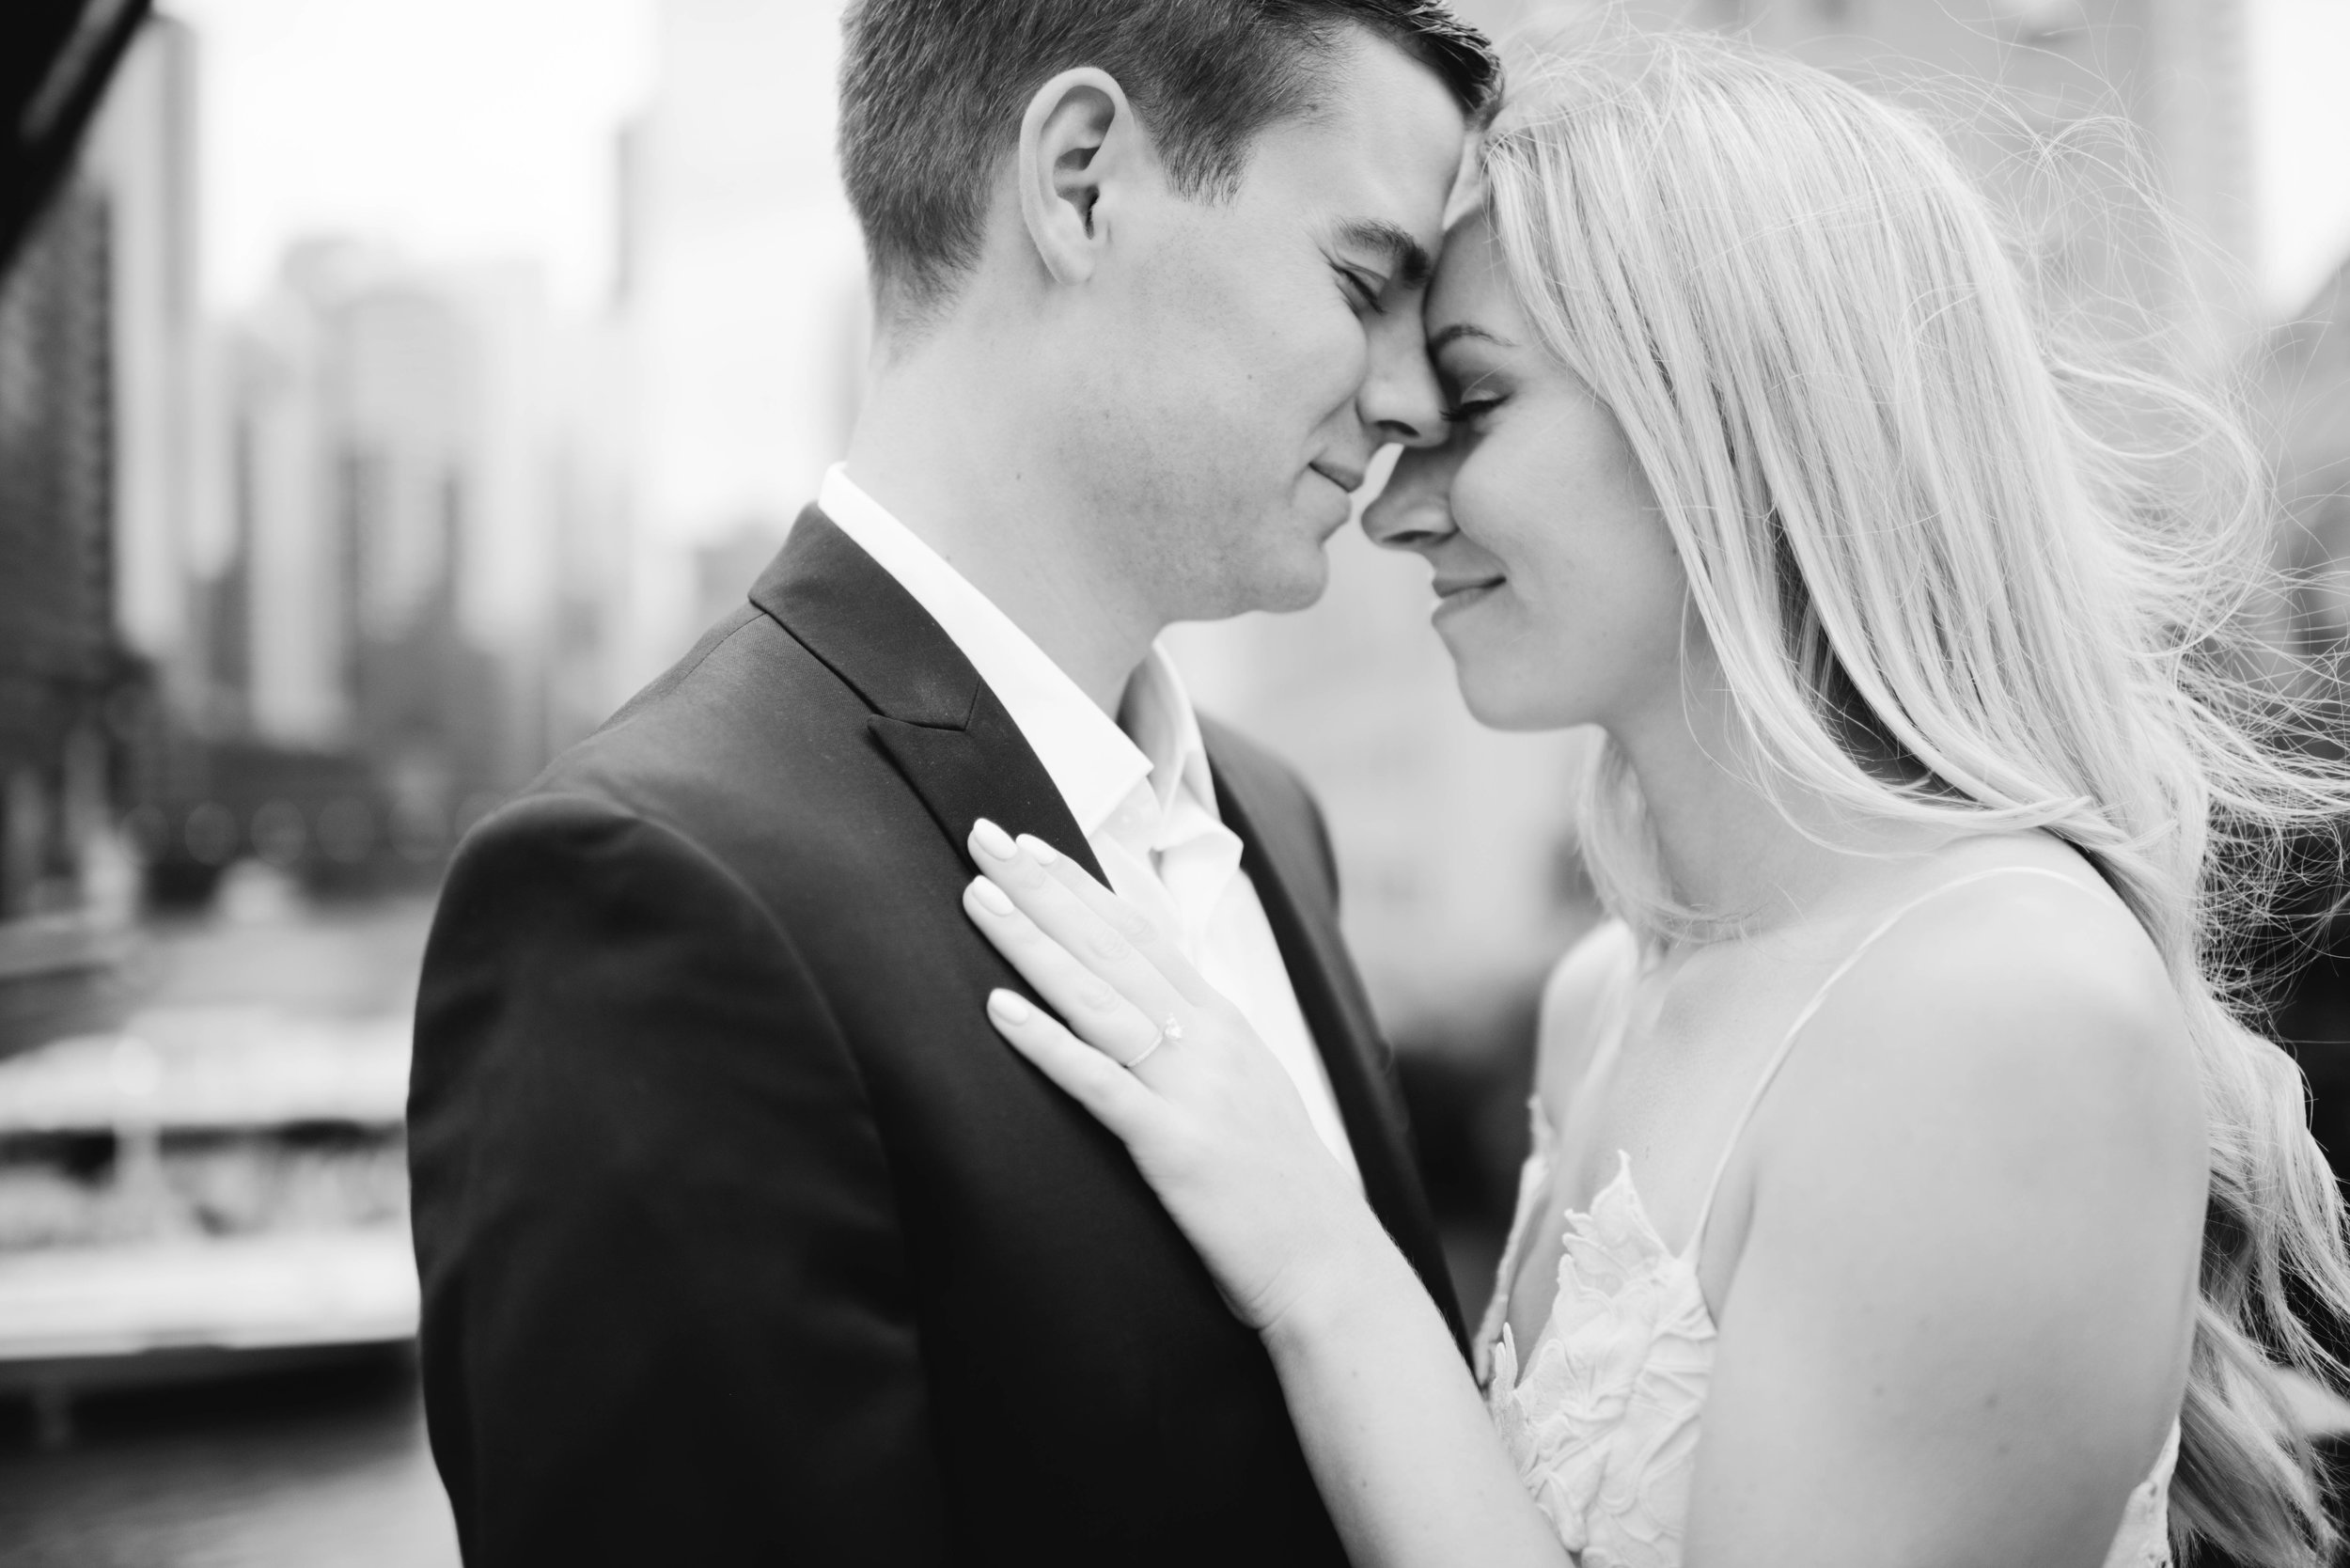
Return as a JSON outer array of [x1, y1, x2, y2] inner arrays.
[[1426, 215, 1515, 338]]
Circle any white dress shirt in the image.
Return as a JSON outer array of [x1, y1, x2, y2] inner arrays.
[[819, 464, 1361, 1184]]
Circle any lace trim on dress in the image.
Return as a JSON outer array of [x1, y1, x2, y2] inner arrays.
[[1482, 1139, 1714, 1567]]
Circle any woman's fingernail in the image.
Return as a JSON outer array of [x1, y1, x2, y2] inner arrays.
[[989, 989, 1034, 1023], [969, 877, 1015, 916], [1017, 834, 1060, 865], [970, 818, 1016, 860]]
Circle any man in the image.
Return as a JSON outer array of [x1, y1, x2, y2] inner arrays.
[[407, 2, 1496, 1562]]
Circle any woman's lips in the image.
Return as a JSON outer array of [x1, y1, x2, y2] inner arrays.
[[1433, 577, 1504, 615]]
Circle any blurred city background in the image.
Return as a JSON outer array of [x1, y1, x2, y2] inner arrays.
[[0, 0, 2346, 1560]]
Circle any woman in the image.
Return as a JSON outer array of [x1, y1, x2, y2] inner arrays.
[[956, 30, 2350, 1568]]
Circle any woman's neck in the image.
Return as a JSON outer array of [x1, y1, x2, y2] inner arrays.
[[1613, 678, 1946, 939]]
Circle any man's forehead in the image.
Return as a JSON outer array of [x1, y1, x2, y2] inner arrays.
[[1262, 49, 1467, 259]]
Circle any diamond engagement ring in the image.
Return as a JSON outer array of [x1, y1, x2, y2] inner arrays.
[[1125, 1013, 1183, 1071]]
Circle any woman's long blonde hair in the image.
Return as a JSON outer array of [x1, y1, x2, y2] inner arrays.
[[1480, 27, 2350, 1563]]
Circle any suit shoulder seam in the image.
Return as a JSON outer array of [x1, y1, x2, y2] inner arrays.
[[671, 605, 774, 684], [482, 789, 870, 1093]]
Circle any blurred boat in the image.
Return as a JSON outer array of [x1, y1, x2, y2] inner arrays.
[[0, 1006, 415, 1401], [0, 909, 141, 1062]]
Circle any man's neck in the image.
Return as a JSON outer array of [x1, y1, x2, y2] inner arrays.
[[842, 342, 1157, 717]]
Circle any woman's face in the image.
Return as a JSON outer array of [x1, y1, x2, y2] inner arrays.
[[1362, 212, 1693, 734]]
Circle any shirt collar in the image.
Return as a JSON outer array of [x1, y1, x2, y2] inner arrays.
[[818, 463, 1213, 839], [1119, 645, 1217, 827]]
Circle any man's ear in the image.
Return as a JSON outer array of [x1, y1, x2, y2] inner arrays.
[[1016, 68, 1140, 287]]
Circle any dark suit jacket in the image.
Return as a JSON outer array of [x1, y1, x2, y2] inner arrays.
[[407, 506, 1465, 1566]]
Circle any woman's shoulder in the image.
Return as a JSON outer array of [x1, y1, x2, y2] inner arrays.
[[1772, 856, 2206, 1244], [1832, 864, 2194, 1100], [1531, 917, 1641, 1121]]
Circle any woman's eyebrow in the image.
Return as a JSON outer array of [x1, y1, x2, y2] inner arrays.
[[1334, 219, 1434, 290], [1430, 322, 1512, 351]]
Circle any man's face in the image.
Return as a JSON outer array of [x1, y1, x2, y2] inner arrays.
[[1053, 33, 1466, 623]]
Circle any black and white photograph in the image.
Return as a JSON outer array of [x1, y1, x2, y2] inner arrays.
[[6, 0, 2350, 1563]]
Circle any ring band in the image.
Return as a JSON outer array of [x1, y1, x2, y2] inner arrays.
[[1123, 1012, 1184, 1072]]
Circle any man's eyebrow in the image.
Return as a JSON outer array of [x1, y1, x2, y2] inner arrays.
[[1430, 322, 1512, 351], [1335, 219, 1434, 291]]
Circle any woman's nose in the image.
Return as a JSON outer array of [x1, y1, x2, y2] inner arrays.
[[1362, 442, 1460, 554]]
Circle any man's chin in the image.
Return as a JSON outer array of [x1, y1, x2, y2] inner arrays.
[[1261, 573, 1331, 617], [1162, 535, 1336, 625], [1242, 549, 1333, 618]]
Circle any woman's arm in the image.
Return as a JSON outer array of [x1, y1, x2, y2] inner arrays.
[[961, 821, 1570, 1568], [1260, 1228, 1572, 1568]]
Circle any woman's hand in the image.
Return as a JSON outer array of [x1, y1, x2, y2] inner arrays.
[[964, 819, 1572, 1568], [961, 817, 1389, 1334]]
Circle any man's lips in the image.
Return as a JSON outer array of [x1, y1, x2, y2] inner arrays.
[[1309, 462, 1366, 494]]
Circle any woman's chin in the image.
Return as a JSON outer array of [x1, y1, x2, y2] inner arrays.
[[1448, 665, 1574, 733]]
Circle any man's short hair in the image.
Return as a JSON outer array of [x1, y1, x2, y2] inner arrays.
[[839, 0, 1499, 323]]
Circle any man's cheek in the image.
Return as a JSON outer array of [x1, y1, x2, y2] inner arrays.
[[1297, 312, 1372, 420]]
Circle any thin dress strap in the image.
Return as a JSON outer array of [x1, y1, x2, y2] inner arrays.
[[1679, 864, 2110, 1258]]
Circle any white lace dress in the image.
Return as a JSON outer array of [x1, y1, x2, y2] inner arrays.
[[1476, 868, 2181, 1568]]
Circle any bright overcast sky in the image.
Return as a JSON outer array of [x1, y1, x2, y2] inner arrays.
[[167, 0, 658, 310], [168, 0, 2350, 318]]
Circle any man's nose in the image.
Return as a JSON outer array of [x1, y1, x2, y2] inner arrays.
[[1362, 442, 1459, 554], [1358, 314, 1448, 449]]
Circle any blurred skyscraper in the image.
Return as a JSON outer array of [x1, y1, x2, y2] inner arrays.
[[0, 15, 196, 1048], [2251, 256, 2350, 1174], [620, 0, 867, 689], [2268, 258, 2350, 612], [1461, 0, 2261, 349], [2257, 258, 2350, 695], [202, 243, 634, 868]]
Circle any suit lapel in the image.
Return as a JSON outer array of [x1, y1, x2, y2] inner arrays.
[[751, 506, 1104, 882], [756, 509, 1462, 1348], [1202, 725, 1468, 1353]]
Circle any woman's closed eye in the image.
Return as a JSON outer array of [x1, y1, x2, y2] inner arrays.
[[1440, 380, 1507, 430], [1437, 363, 1507, 430], [1443, 394, 1504, 427]]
